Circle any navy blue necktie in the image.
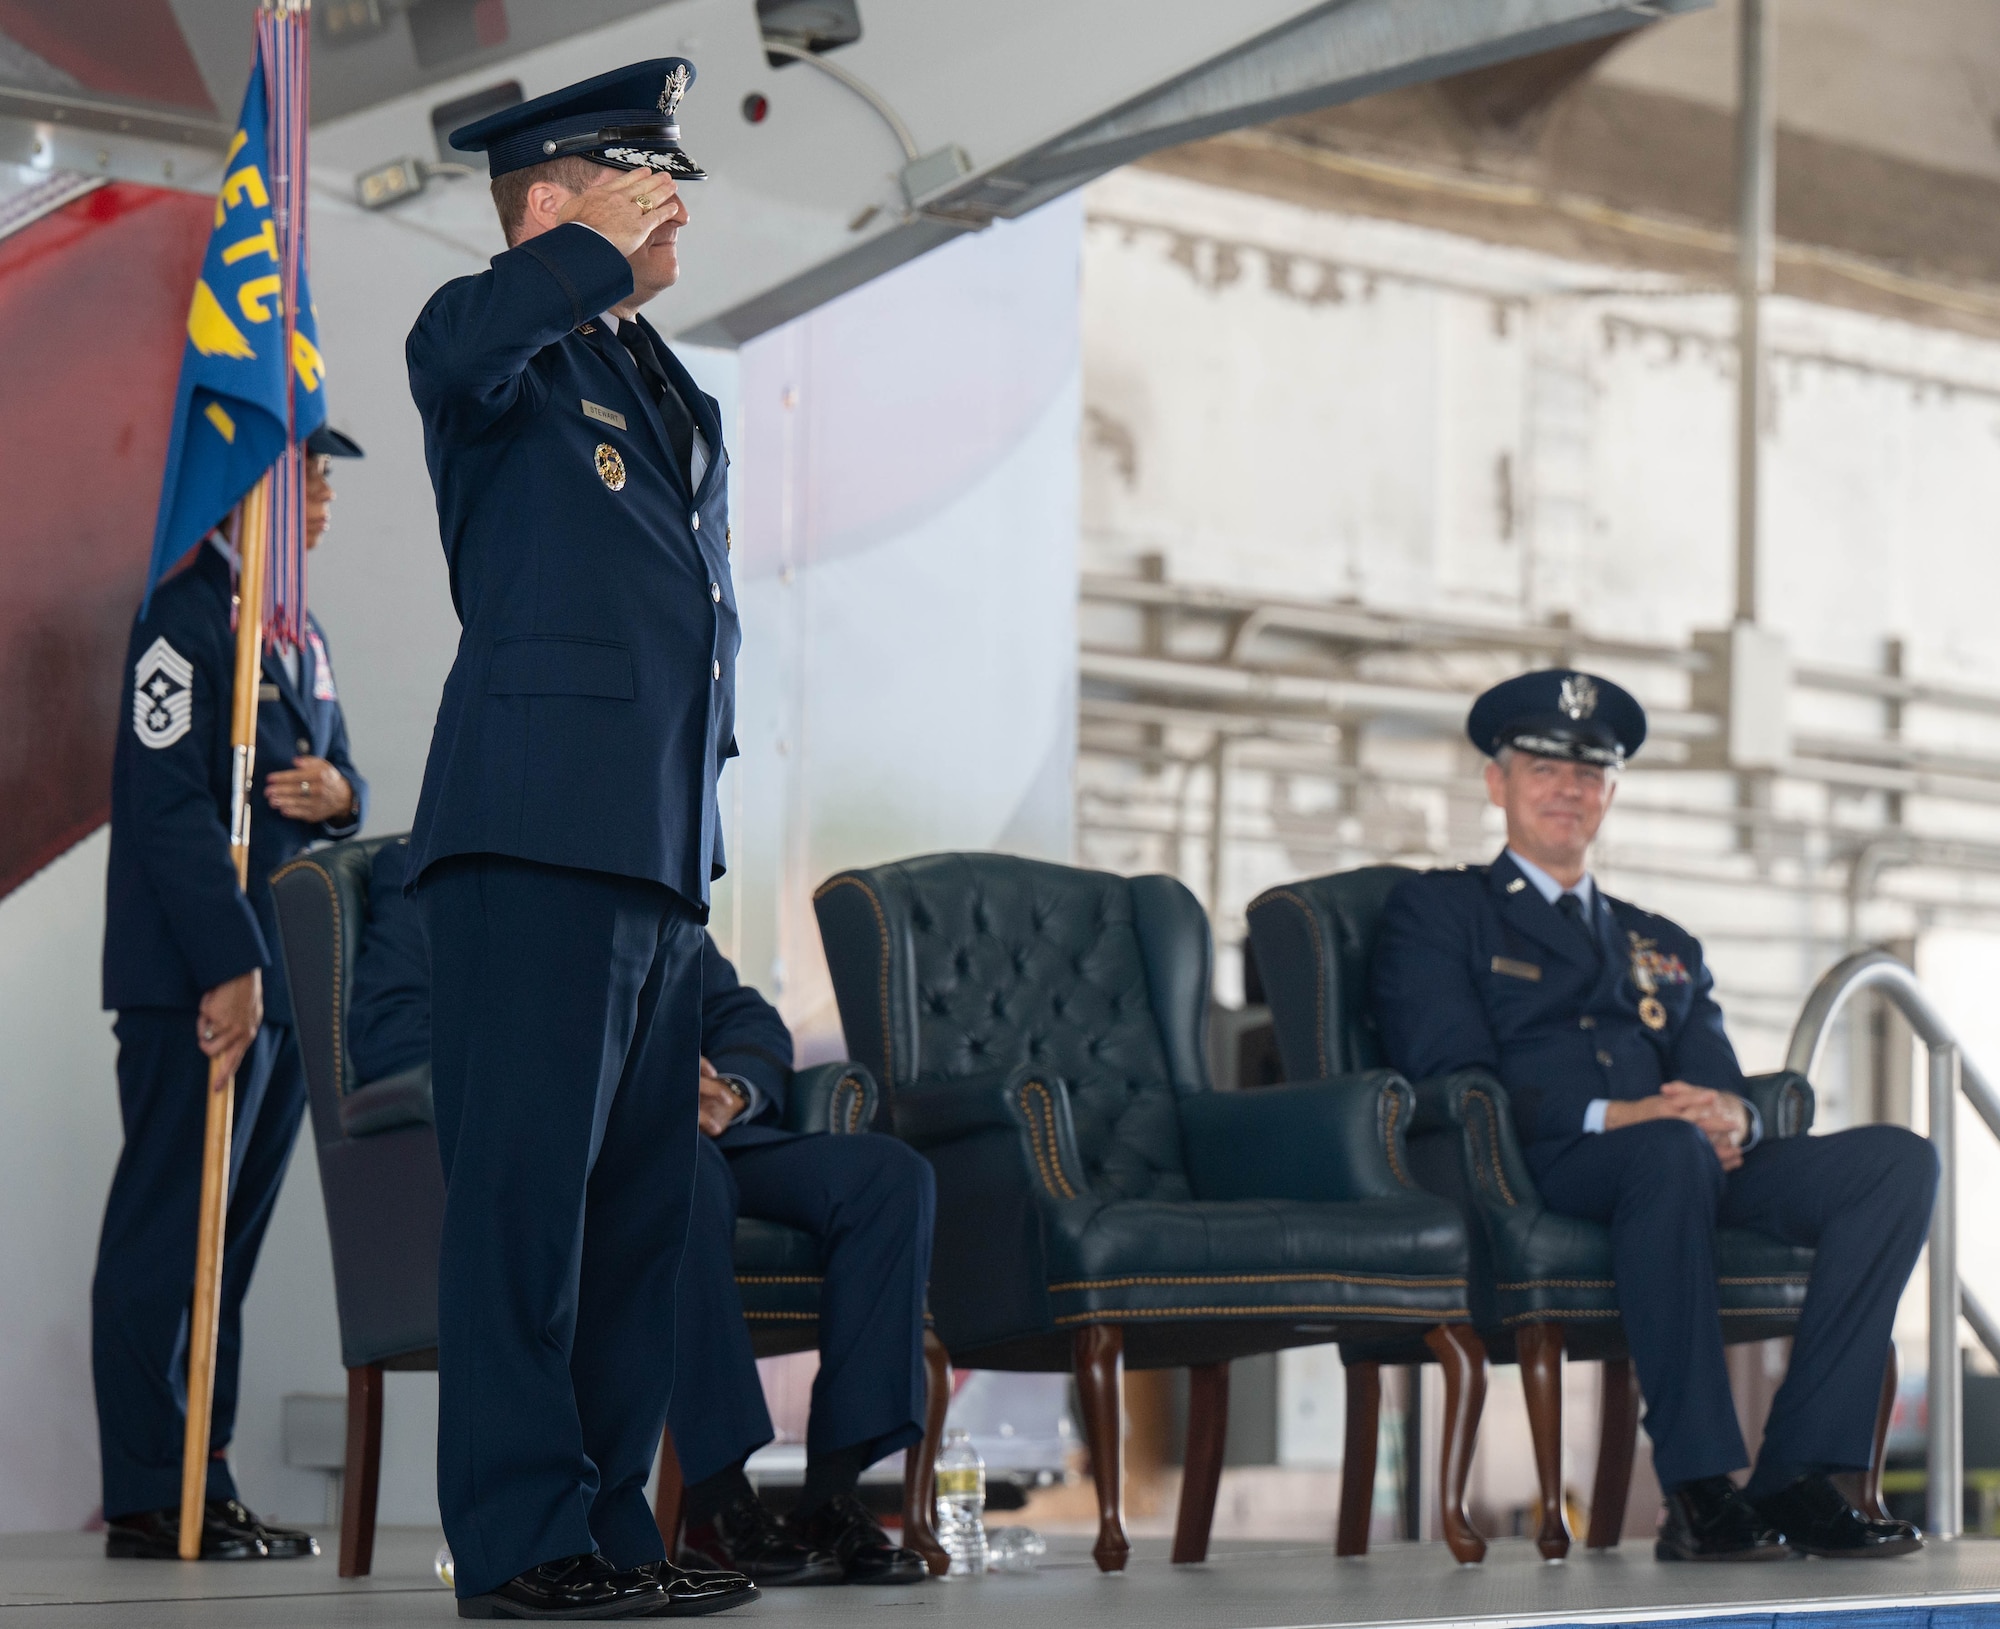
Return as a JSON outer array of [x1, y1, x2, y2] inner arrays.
[[1557, 891, 1598, 957], [616, 320, 696, 484]]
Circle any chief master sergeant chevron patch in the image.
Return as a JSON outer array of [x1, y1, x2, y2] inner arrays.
[[132, 636, 193, 749]]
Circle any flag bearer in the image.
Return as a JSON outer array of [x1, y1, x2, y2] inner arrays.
[[93, 429, 367, 1560]]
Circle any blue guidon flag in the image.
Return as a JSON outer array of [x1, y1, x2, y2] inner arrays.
[[144, 17, 323, 621]]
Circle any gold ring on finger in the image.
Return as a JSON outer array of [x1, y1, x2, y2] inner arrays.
[[636, 194, 656, 212]]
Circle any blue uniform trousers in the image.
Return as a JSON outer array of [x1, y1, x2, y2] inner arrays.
[[420, 855, 702, 1599], [91, 1012, 307, 1519], [1530, 1120, 1937, 1489], [669, 1132, 935, 1488]]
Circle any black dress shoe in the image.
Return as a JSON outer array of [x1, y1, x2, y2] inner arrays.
[[633, 1558, 759, 1616], [211, 1498, 319, 1559], [1753, 1474, 1924, 1559], [790, 1493, 929, 1585], [458, 1552, 665, 1619], [1657, 1475, 1794, 1563], [682, 1490, 842, 1586], [105, 1504, 268, 1560]]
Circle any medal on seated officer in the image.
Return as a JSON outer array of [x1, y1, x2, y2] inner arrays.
[[346, 839, 936, 1587], [94, 428, 366, 1561], [1370, 670, 1935, 1562], [404, 58, 755, 1622]]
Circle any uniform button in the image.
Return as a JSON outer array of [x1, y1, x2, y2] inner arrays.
[[691, 512, 701, 530], [1578, 1015, 1596, 1030], [711, 660, 720, 681], [710, 582, 721, 602], [296, 737, 310, 753], [1595, 1050, 1614, 1067]]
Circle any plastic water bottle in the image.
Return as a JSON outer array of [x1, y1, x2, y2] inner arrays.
[[935, 1427, 989, 1575], [988, 1525, 1046, 1573], [435, 1542, 454, 1587]]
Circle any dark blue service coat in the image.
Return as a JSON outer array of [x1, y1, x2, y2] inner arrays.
[[1371, 849, 1744, 1151], [404, 222, 738, 907], [103, 543, 367, 1024]]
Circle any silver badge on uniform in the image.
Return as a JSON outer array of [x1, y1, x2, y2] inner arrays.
[[1559, 672, 1599, 721], [133, 636, 193, 749]]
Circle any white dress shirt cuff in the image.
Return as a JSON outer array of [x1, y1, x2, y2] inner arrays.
[[1583, 1098, 1610, 1134]]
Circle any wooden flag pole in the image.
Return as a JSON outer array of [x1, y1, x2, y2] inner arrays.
[[177, 471, 272, 1560]]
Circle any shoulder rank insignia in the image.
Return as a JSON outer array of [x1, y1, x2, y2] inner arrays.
[[1505, 877, 1527, 894], [595, 442, 627, 492], [133, 636, 193, 749]]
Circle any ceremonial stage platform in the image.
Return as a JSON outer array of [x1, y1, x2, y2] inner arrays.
[[5, 1529, 2000, 1629]]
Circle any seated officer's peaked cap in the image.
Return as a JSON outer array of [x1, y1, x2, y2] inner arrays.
[[1468, 668, 1647, 766], [450, 58, 706, 180]]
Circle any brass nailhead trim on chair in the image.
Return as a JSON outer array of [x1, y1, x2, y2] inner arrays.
[[1463, 1089, 1517, 1207], [813, 876, 894, 1082], [1016, 1078, 1077, 1199], [271, 855, 344, 1098], [1050, 1272, 1467, 1292], [1055, 1303, 1469, 1326], [1381, 1087, 1411, 1188]]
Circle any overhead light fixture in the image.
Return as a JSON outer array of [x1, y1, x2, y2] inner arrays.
[[355, 155, 477, 209]]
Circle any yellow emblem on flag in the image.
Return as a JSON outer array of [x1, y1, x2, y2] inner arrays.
[[187, 278, 255, 360], [292, 330, 326, 392], [204, 402, 236, 443]]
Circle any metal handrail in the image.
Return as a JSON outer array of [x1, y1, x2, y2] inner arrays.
[[1785, 948, 2000, 1541]]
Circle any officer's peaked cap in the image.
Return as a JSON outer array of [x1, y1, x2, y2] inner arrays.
[[450, 58, 706, 181], [306, 425, 363, 458], [1468, 668, 1646, 766]]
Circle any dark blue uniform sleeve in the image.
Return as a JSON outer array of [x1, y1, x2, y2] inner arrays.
[[1371, 875, 1501, 1085], [348, 842, 431, 1083], [123, 611, 268, 995], [700, 933, 793, 1123], [1662, 935, 1747, 1096], [407, 223, 634, 446]]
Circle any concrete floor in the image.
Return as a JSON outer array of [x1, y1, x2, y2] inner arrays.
[[3, 1528, 1998, 1627]]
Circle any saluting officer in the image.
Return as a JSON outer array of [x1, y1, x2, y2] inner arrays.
[[405, 59, 754, 1621], [1371, 670, 1935, 1562], [94, 427, 368, 1560]]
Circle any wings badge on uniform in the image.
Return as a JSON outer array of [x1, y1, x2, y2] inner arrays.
[[133, 636, 194, 749]]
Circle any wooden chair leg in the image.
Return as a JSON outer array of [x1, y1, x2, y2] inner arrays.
[[1072, 1323, 1130, 1573], [1586, 1357, 1639, 1549], [1172, 1361, 1230, 1564], [1423, 1326, 1488, 1565], [1516, 1322, 1572, 1561], [652, 1423, 686, 1556], [1861, 1344, 1896, 1522], [338, 1363, 383, 1579], [901, 1331, 953, 1576], [1336, 1360, 1380, 1557]]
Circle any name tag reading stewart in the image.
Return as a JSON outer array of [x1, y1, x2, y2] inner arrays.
[[582, 400, 628, 430], [1491, 956, 1542, 981]]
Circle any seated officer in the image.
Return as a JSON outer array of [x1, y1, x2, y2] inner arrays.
[[349, 840, 935, 1587], [1371, 670, 1935, 1562]]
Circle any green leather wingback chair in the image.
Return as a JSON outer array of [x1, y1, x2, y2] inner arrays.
[[814, 851, 1490, 1570], [1247, 867, 1846, 1557]]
